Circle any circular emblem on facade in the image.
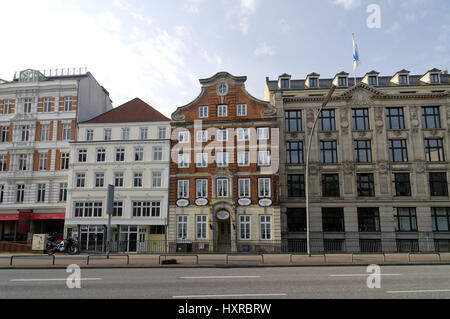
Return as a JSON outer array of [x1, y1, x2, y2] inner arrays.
[[216, 210, 230, 220], [217, 82, 228, 96], [238, 198, 251, 206], [258, 198, 273, 207], [195, 198, 208, 206], [176, 199, 189, 207]]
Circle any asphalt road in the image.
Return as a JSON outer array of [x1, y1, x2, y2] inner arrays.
[[1, 265, 449, 299]]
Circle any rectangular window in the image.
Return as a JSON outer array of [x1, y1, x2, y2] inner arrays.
[[199, 106, 208, 118], [287, 208, 306, 232], [322, 174, 340, 197], [237, 128, 250, 142], [78, 149, 87, 163], [260, 216, 272, 240], [287, 174, 305, 197], [0, 185, 4, 203], [196, 179, 207, 198], [239, 215, 251, 240], [18, 154, 28, 171], [38, 153, 48, 171], [64, 96, 73, 111], [16, 184, 25, 203], [286, 141, 303, 164], [237, 104, 247, 116], [425, 139, 445, 162], [158, 127, 167, 139], [132, 201, 160, 217], [153, 146, 163, 161], [238, 178, 250, 198], [20, 125, 30, 141], [178, 180, 189, 199], [196, 215, 207, 239], [422, 106, 441, 129], [358, 207, 380, 232], [103, 129, 111, 141], [352, 108, 370, 130], [113, 201, 123, 217], [96, 149, 106, 162], [0, 155, 6, 171], [319, 109, 336, 131], [431, 208, 450, 232], [178, 153, 190, 168], [76, 173, 86, 188], [1, 126, 9, 142], [177, 216, 188, 240], [280, 79, 290, 89], [389, 139, 408, 162], [217, 178, 229, 197], [195, 153, 208, 168], [285, 110, 302, 132], [237, 151, 249, 167], [59, 183, 67, 202], [22, 98, 32, 113], [95, 173, 104, 188], [152, 172, 162, 188], [178, 131, 189, 143], [322, 208, 345, 232], [394, 208, 417, 232], [368, 76, 377, 86], [216, 129, 228, 142], [258, 151, 270, 166], [86, 130, 93, 141], [114, 172, 124, 187], [62, 124, 71, 141], [43, 98, 52, 112], [115, 148, 125, 162], [309, 78, 318, 87], [3, 99, 12, 114], [60, 152, 70, 170], [354, 140, 372, 163], [139, 128, 148, 140], [257, 127, 269, 140], [196, 130, 208, 143], [216, 152, 228, 167], [338, 77, 347, 87], [394, 173, 411, 196], [357, 173, 375, 197], [430, 74, 439, 83], [133, 173, 143, 188], [386, 107, 405, 130], [320, 140, 338, 163], [217, 104, 227, 117], [134, 147, 144, 161], [40, 124, 50, 141], [399, 74, 408, 84], [258, 178, 271, 198], [121, 128, 130, 140], [429, 172, 448, 196], [36, 183, 46, 202]]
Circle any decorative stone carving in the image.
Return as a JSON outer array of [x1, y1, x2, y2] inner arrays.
[[378, 161, 388, 174], [393, 130, 402, 137], [416, 161, 425, 174], [309, 162, 319, 175], [431, 129, 438, 136], [343, 161, 354, 175], [172, 112, 186, 121], [262, 107, 277, 117], [348, 89, 375, 107], [410, 106, 418, 121], [358, 131, 367, 138]]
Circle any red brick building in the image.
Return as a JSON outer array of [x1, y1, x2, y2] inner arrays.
[[168, 72, 280, 252]]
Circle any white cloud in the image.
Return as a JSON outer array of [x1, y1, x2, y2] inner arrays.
[[239, 0, 258, 35], [254, 42, 276, 57], [200, 50, 224, 69], [280, 19, 291, 33], [113, 0, 152, 24], [331, 0, 362, 10], [386, 21, 401, 33], [98, 12, 121, 32], [184, 0, 204, 13]]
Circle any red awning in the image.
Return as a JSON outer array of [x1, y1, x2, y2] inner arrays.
[[31, 213, 65, 220], [0, 214, 19, 221]]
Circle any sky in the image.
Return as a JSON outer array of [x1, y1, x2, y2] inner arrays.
[[0, 0, 448, 117]]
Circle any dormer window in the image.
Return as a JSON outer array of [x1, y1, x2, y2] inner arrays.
[[280, 79, 290, 89], [338, 77, 347, 87], [430, 73, 439, 84], [309, 78, 318, 88], [399, 74, 409, 85], [368, 76, 378, 86]]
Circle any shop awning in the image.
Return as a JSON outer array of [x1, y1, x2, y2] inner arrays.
[[30, 213, 65, 220], [0, 214, 19, 221]]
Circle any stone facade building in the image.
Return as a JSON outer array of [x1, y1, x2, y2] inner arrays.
[[169, 72, 280, 253], [265, 68, 450, 253], [65, 98, 171, 253], [0, 68, 112, 242]]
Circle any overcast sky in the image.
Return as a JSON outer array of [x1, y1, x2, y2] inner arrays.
[[0, 0, 448, 117]]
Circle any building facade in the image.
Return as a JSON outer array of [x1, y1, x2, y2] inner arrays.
[[265, 68, 450, 253], [64, 98, 171, 253], [0, 68, 112, 242], [169, 72, 280, 253]]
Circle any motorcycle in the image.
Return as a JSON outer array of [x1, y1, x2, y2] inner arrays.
[[46, 234, 80, 255]]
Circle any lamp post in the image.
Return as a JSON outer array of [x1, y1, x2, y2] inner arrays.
[[305, 85, 336, 256]]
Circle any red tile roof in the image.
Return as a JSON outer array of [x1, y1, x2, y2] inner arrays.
[[83, 98, 170, 123]]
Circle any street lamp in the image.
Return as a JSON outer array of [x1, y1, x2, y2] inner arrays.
[[305, 85, 336, 256]]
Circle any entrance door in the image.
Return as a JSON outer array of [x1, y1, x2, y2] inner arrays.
[[80, 226, 104, 253], [119, 226, 140, 253], [137, 228, 147, 253], [217, 219, 231, 252]]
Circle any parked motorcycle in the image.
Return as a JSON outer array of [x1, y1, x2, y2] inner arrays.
[[46, 234, 80, 255]]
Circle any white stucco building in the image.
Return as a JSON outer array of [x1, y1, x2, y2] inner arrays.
[[64, 98, 171, 253]]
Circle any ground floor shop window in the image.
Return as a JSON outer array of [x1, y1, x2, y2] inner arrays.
[[260, 216, 271, 240], [177, 216, 188, 240], [239, 215, 251, 240], [80, 226, 104, 253]]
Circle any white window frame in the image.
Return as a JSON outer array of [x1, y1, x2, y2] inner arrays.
[[195, 152, 208, 168], [18, 154, 28, 171], [178, 131, 190, 143], [237, 104, 247, 116], [76, 173, 86, 188], [196, 215, 207, 240], [216, 151, 228, 167], [121, 128, 130, 140], [60, 152, 70, 170], [177, 180, 189, 199], [22, 98, 32, 113], [178, 153, 190, 168], [237, 151, 249, 167], [133, 172, 143, 188], [237, 128, 250, 142], [199, 106, 208, 118], [258, 151, 270, 166], [196, 179, 208, 199], [158, 127, 167, 139], [86, 129, 93, 141], [95, 173, 105, 188], [96, 148, 106, 162], [140, 128, 148, 140], [239, 215, 251, 240], [216, 178, 229, 197], [196, 130, 208, 143], [78, 149, 87, 163], [114, 172, 124, 187], [36, 183, 46, 202], [217, 104, 228, 117], [43, 97, 52, 112], [3, 99, 12, 114], [40, 124, 50, 141], [216, 129, 228, 142], [115, 148, 125, 162], [238, 178, 251, 198], [177, 216, 188, 240], [152, 171, 162, 188], [134, 147, 144, 161], [103, 129, 112, 141], [153, 146, 163, 161], [38, 153, 48, 170], [258, 178, 271, 198], [260, 215, 272, 240], [62, 124, 71, 141], [257, 127, 269, 140], [64, 96, 73, 111]]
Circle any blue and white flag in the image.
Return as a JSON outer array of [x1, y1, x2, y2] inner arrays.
[[352, 33, 360, 73]]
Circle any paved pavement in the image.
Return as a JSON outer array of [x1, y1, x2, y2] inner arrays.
[[1, 265, 450, 299]]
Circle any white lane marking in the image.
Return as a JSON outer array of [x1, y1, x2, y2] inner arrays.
[[329, 274, 401, 277], [173, 293, 287, 298], [387, 289, 450, 294], [179, 276, 261, 279], [10, 278, 102, 282]]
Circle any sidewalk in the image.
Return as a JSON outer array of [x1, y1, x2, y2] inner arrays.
[[1, 252, 450, 269]]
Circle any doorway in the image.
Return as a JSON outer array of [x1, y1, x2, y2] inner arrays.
[[216, 219, 231, 252], [80, 226, 104, 253], [119, 226, 148, 253]]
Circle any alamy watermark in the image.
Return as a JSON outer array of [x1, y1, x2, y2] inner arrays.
[[366, 264, 381, 289], [367, 4, 381, 29], [66, 264, 81, 289]]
